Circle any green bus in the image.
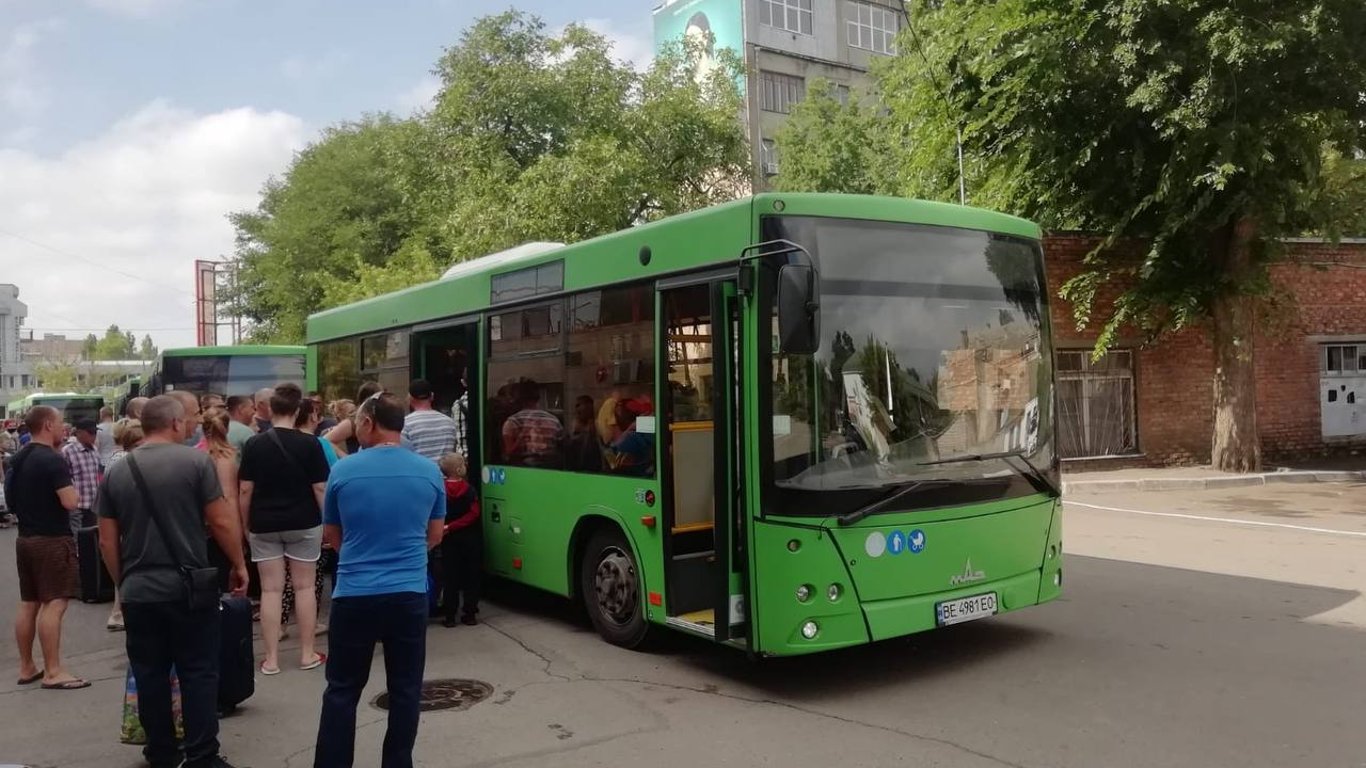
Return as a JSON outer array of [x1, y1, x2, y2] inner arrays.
[[307, 193, 1062, 656], [141, 345, 307, 400], [10, 392, 106, 426]]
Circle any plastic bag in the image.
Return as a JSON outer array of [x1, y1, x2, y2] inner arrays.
[[119, 666, 185, 745]]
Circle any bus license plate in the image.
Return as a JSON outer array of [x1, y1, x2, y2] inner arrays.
[[936, 593, 998, 626]]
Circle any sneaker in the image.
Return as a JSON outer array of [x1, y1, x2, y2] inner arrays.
[[461, 613, 478, 626]]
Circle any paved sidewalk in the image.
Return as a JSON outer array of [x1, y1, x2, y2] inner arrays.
[[1063, 464, 1366, 494]]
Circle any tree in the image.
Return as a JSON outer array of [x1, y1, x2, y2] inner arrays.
[[229, 115, 441, 342], [93, 324, 135, 360], [229, 11, 748, 339], [782, 0, 1366, 471], [82, 334, 98, 360], [35, 363, 77, 392], [139, 334, 158, 360], [775, 81, 897, 195]]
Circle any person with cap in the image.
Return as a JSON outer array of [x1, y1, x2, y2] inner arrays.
[[402, 379, 456, 463], [604, 398, 655, 477], [61, 419, 101, 536]]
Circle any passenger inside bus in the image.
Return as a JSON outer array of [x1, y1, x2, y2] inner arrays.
[[603, 398, 654, 477], [500, 380, 564, 468], [565, 396, 603, 472]]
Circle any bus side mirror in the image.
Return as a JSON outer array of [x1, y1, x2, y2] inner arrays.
[[777, 264, 819, 355]]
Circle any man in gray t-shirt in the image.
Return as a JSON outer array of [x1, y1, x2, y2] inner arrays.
[[96, 395, 247, 768]]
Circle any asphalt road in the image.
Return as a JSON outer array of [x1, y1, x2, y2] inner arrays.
[[2, 482, 1365, 768]]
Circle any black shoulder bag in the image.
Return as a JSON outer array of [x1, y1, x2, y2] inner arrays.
[[125, 453, 220, 611]]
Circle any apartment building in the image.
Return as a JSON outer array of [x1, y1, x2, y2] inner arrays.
[[652, 0, 903, 183], [0, 284, 34, 405]]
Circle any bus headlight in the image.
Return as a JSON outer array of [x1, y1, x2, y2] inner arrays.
[[800, 620, 819, 640], [827, 583, 842, 602], [796, 585, 812, 603]]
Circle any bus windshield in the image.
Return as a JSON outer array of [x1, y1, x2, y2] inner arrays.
[[764, 216, 1055, 517], [162, 354, 306, 398]]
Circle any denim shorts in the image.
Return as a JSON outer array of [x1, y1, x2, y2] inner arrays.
[[248, 525, 323, 563]]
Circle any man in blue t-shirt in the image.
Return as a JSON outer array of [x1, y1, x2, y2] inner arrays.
[[314, 393, 444, 768]]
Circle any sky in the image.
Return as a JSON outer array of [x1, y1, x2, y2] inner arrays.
[[0, 0, 654, 350]]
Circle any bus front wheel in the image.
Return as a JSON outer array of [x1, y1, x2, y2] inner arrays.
[[581, 528, 649, 649]]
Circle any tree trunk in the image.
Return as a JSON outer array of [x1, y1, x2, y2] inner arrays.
[[1209, 216, 1261, 473]]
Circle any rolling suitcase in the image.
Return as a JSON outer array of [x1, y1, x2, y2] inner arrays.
[[217, 595, 255, 715], [76, 525, 114, 603]]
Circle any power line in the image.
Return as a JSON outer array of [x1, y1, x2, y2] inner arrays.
[[0, 226, 197, 297]]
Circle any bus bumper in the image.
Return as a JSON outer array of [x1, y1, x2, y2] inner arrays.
[[862, 570, 1047, 642]]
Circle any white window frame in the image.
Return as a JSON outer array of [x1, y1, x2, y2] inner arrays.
[[846, 1, 898, 55], [760, 0, 814, 36], [1323, 343, 1366, 377], [759, 70, 806, 114], [1057, 349, 1139, 459]]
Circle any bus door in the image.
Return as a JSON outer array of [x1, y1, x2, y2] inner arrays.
[[411, 319, 480, 472], [659, 277, 748, 644]]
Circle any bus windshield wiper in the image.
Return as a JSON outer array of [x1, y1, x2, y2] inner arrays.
[[837, 481, 929, 527], [919, 449, 1058, 497]]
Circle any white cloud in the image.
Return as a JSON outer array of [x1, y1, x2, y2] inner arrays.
[[0, 102, 308, 349], [84, 0, 179, 17], [0, 17, 62, 143], [395, 74, 441, 113], [581, 18, 655, 72]]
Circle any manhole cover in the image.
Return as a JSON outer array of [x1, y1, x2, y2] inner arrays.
[[373, 679, 493, 712]]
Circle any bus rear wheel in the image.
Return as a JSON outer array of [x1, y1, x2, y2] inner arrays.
[[581, 528, 649, 649]]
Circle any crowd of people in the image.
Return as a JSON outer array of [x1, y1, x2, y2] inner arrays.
[[2, 377, 480, 768]]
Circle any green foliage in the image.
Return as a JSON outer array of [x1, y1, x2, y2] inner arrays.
[[774, 80, 897, 195], [138, 334, 158, 360], [230, 10, 748, 342], [35, 363, 76, 391], [92, 324, 135, 360]]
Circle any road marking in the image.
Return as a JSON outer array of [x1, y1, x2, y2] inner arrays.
[[1064, 500, 1366, 539]]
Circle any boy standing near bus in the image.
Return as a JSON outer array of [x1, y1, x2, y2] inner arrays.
[[437, 453, 481, 627]]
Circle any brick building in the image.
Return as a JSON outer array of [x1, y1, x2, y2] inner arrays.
[[1044, 234, 1366, 467]]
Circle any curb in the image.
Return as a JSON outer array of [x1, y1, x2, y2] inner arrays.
[[1062, 470, 1366, 494]]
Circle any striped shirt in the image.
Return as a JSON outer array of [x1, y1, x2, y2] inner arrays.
[[402, 409, 457, 462], [62, 440, 101, 509], [502, 408, 564, 467]]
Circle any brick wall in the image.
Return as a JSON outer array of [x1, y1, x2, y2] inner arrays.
[[1044, 234, 1366, 466]]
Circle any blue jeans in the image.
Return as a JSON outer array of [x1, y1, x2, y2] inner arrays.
[[124, 600, 222, 767], [314, 591, 428, 768]]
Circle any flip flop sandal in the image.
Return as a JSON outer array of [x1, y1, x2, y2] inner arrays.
[[300, 653, 326, 671], [41, 679, 91, 690], [259, 663, 281, 676], [16, 671, 43, 685]]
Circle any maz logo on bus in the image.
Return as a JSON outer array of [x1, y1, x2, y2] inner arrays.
[[949, 559, 986, 586]]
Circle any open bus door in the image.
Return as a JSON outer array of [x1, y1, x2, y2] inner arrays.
[[658, 275, 750, 646]]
